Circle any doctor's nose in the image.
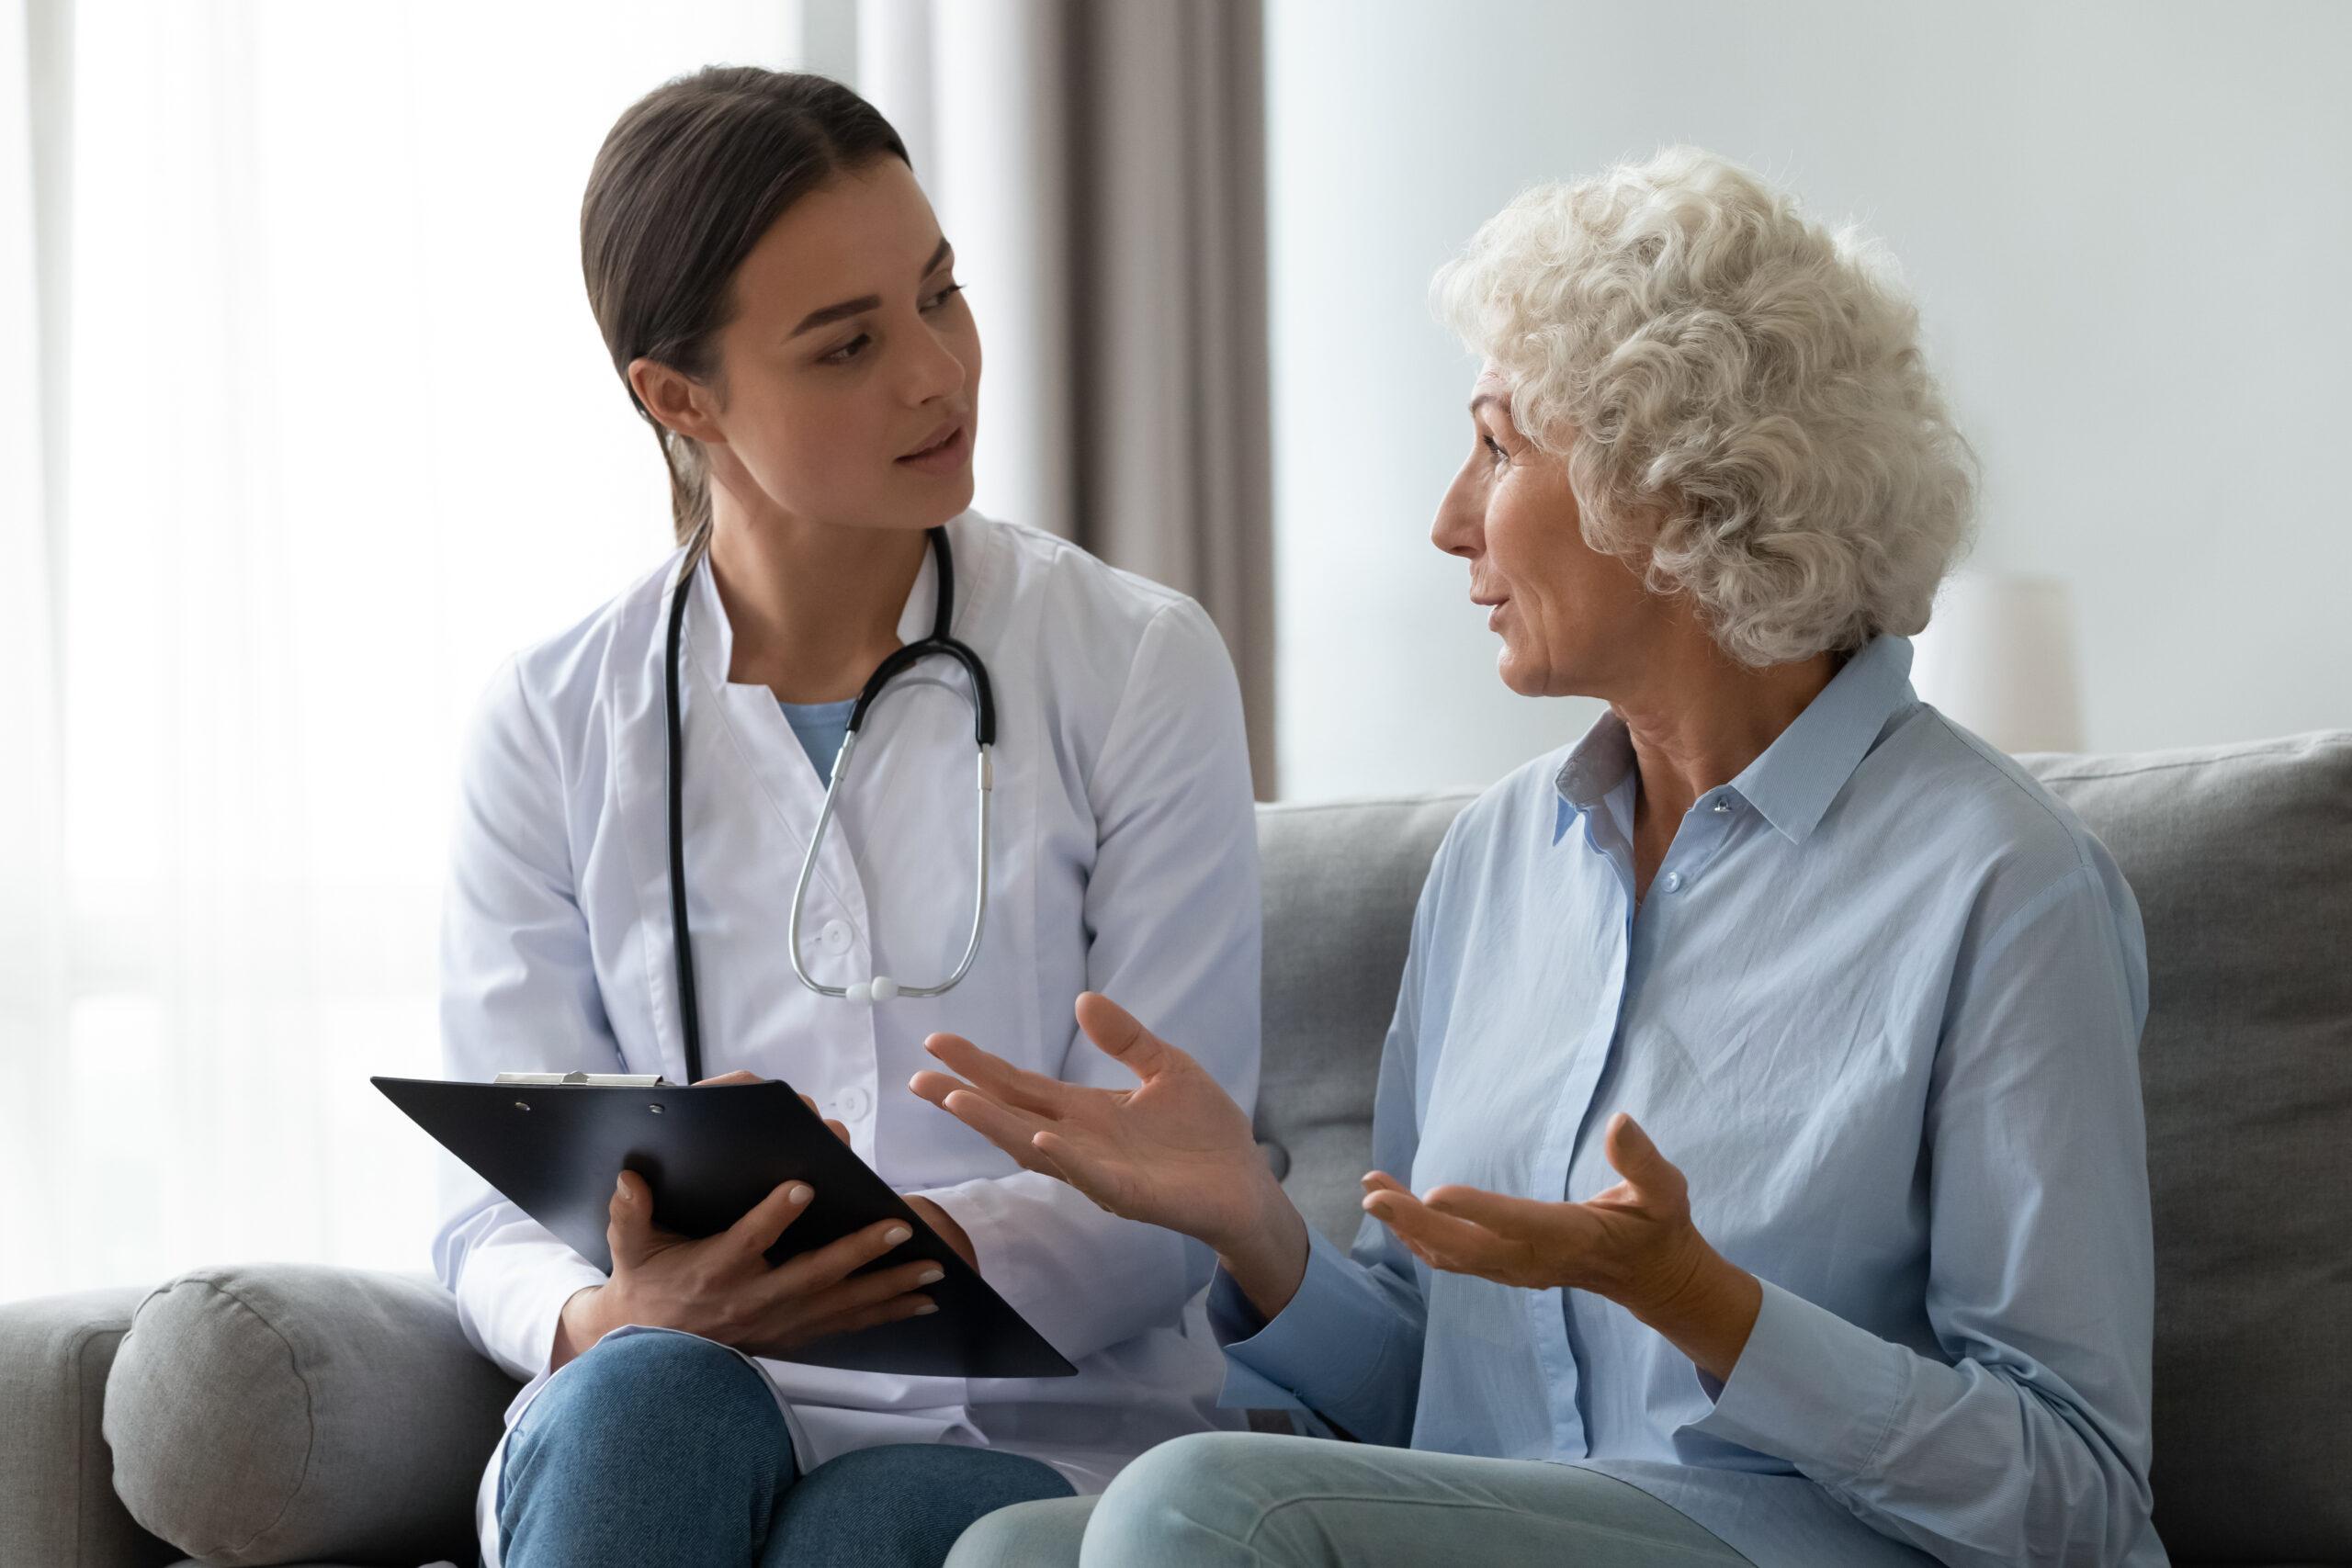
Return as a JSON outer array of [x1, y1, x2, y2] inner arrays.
[[899, 326, 969, 408]]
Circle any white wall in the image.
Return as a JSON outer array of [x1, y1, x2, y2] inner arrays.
[[1266, 0, 2352, 800]]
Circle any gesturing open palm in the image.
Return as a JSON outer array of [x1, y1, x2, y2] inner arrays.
[[910, 992, 1274, 1256]]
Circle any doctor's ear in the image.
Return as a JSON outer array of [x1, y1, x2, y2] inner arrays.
[[628, 356, 728, 446]]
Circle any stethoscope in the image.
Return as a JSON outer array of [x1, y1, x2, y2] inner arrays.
[[663, 526, 997, 1084]]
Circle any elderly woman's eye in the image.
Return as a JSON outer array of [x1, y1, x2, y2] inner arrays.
[[1482, 434, 1509, 465]]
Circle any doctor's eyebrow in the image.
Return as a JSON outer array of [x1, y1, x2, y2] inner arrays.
[[787, 238, 956, 338]]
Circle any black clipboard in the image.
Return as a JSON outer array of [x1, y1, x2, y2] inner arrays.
[[374, 1075, 1074, 1380]]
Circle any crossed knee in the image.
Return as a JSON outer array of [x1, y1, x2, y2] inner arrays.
[[508, 1331, 781, 1497], [1082, 1432, 1302, 1561]]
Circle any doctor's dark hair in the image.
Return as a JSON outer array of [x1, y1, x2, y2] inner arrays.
[[581, 67, 910, 551]]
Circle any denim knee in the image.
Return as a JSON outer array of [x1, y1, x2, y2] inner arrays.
[[502, 1330, 787, 1535]]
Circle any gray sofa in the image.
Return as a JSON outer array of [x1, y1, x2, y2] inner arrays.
[[6, 734, 2347, 1567]]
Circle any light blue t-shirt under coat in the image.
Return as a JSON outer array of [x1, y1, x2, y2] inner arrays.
[[779, 696, 856, 784], [1211, 636, 2163, 1568]]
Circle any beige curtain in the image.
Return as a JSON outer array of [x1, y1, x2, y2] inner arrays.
[[858, 0, 1278, 796]]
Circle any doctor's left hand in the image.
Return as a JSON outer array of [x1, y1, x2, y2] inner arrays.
[[694, 1070, 978, 1269]]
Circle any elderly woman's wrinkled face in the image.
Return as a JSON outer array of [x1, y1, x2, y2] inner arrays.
[[1431, 368, 1667, 699]]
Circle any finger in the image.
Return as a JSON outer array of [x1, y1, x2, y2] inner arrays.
[[920, 1034, 1076, 1117], [933, 1086, 1061, 1171], [788, 1289, 940, 1347], [1363, 1187, 1512, 1266], [770, 1216, 918, 1298], [1360, 1170, 1408, 1196], [606, 1169, 655, 1269], [910, 1070, 1046, 1169], [1027, 1128, 1136, 1213], [826, 1118, 852, 1145], [1073, 992, 1174, 1081], [696, 1069, 763, 1086], [1420, 1184, 1556, 1234], [795, 1257, 946, 1323], [1603, 1113, 1687, 1204], [907, 1066, 969, 1107], [725, 1178, 815, 1255]]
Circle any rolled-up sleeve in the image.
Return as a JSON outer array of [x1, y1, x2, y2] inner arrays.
[[1686, 861, 2159, 1567]]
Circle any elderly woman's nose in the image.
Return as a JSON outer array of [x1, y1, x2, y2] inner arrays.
[[1430, 477, 1482, 558]]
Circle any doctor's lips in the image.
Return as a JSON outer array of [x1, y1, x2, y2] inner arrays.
[[896, 418, 971, 475]]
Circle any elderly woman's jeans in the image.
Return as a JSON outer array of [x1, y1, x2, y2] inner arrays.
[[944, 1431, 1755, 1568], [497, 1331, 1073, 1568]]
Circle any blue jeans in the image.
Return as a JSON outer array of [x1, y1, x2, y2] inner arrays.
[[499, 1331, 1074, 1568]]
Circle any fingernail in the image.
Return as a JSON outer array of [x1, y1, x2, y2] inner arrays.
[[787, 1184, 813, 1205], [885, 1224, 912, 1245], [917, 1267, 944, 1284], [615, 1175, 628, 1198], [913, 1302, 939, 1315]]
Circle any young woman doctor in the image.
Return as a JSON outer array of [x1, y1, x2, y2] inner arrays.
[[431, 68, 1261, 1568]]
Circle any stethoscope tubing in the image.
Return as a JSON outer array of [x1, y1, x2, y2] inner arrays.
[[664, 527, 997, 1084]]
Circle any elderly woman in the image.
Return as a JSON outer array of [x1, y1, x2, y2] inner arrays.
[[920, 149, 2164, 1568]]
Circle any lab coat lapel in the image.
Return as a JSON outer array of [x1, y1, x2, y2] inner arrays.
[[681, 555, 868, 928]]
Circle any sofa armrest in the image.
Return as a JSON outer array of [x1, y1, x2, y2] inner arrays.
[[103, 1266, 520, 1568], [0, 1287, 181, 1568]]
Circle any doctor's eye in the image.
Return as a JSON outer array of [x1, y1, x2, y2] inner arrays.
[[819, 333, 873, 366], [922, 281, 967, 312]]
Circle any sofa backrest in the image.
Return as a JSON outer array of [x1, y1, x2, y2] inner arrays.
[[1250, 732, 2352, 1563]]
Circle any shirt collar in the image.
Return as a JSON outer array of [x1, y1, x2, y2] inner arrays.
[[1551, 635, 1917, 846]]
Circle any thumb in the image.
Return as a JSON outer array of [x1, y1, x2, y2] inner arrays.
[[1074, 992, 1173, 1081], [1603, 1113, 1684, 1201], [606, 1169, 652, 1270]]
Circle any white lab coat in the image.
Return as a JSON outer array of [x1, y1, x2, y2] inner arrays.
[[430, 512, 1261, 1562]]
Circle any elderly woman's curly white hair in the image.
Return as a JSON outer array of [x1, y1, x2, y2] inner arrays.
[[1433, 148, 1975, 666]]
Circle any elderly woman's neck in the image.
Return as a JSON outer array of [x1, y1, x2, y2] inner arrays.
[[1615, 645, 1844, 831]]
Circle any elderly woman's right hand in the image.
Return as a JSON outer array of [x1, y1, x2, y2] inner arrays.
[[911, 993, 1311, 1314]]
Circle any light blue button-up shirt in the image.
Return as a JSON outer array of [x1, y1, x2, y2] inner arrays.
[[1214, 637, 2165, 1567]]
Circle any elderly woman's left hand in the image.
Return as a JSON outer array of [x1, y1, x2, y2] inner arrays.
[[1361, 1111, 1761, 1382]]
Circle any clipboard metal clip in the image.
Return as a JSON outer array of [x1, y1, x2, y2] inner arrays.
[[492, 1071, 669, 1088]]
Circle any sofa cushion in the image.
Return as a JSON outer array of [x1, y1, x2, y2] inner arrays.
[[103, 1265, 517, 1568], [1256, 793, 1472, 1247], [0, 1286, 178, 1568], [2026, 733, 2352, 1562]]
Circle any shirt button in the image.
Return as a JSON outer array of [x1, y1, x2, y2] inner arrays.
[[837, 1084, 873, 1122], [820, 919, 853, 953], [1710, 798, 1734, 815], [1660, 871, 1685, 894]]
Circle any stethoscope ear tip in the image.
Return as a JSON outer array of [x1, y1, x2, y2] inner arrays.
[[843, 977, 899, 1005]]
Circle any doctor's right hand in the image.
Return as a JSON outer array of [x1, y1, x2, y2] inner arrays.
[[910, 991, 1312, 1319], [550, 1171, 944, 1371]]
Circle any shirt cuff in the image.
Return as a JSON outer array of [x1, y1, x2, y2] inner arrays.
[[1210, 1226, 1403, 1418], [1679, 1277, 1908, 1486], [523, 1262, 610, 1377], [905, 1179, 999, 1269]]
